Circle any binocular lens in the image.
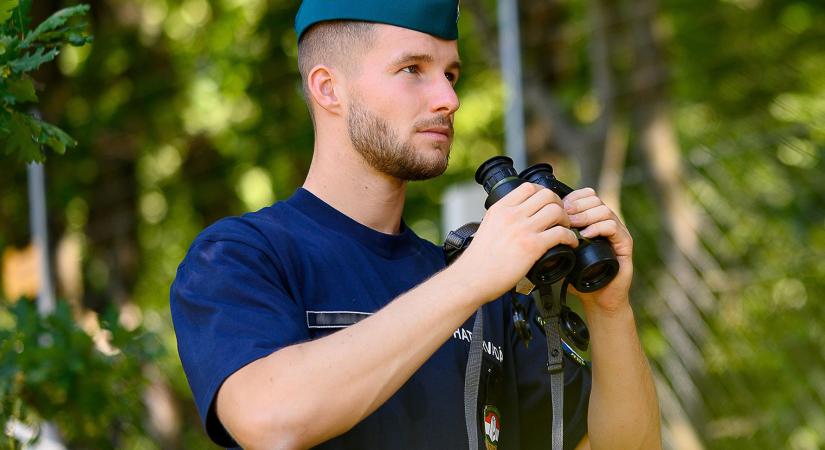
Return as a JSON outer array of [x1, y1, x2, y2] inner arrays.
[[569, 239, 620, 292], [579, 261, 614, 288], [530, 248, 576, 285], [581, 262, 610, 282]]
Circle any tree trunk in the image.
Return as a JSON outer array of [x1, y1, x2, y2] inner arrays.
[[628, 0, 711, 440]]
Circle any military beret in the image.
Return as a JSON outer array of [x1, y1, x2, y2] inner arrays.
[[295, 0, 460, 41]]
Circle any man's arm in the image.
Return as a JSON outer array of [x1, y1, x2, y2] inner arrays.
[[216, 182, 579, 450], [563, 188, 662, 450]]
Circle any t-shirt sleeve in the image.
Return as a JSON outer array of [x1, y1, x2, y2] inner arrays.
[[511, 295, 592, 450], [170, 230, 310, 447]]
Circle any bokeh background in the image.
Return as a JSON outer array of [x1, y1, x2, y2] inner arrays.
[[2, 0, 825, 448]]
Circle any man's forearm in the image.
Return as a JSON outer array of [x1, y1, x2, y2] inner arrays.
[[215, 183, 578, 449], [583, 301, 662, 450], [217, 259, 488, 450]]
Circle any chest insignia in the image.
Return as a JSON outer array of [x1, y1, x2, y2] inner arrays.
[[483, 405, 501, 450]]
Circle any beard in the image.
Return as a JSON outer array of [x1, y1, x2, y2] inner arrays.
[[347, 98, 452, 181]]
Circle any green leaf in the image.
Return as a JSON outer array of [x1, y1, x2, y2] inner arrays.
[[35, 22, 89, 44], [67, 32, 92, 46], [0, 33, 15, 56], [0, 111, 73, 162], [34, 117, 74, 154], [0, 0, 28, 34], [21, 4, 89, 48], [8, 46, 59, 73], [1, 111, 42, 162], [3, 76, 37, 103], [0, 0, 18, 24]]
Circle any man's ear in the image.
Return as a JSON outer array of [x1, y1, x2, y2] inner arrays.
[[307, 65, 344, 116]]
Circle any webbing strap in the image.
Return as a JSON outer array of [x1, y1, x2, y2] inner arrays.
[[544, 316, 564, 450], [535, 285, 564, 450], [464, 308, 484, 450], [446, 221, 483, 449], [444, 222, 479, 264]]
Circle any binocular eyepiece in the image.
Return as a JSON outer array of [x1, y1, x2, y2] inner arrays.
[[475, 156, 619, 292]]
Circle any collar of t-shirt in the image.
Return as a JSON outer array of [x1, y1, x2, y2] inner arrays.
[[285, 187, 422, 260]]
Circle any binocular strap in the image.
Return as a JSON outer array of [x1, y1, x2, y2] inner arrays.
[[464, 308, 484, 450], [541, 314, 565, 450], [464, 301, 564, 450], [535, 286, 565, 450]]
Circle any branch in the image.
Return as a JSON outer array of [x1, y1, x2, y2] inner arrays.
[[587, 0, 617, 139], [522, 75, 590, 160]]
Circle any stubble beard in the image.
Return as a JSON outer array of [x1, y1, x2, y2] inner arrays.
[[347, 98, 452, 181]]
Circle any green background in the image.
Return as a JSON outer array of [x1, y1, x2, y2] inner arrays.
[[2, 0, 824, 448]]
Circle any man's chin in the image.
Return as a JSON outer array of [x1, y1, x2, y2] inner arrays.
[[410, 155, 450, 181]]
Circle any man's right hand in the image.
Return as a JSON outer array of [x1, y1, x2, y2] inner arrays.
[[453, 182, 579, 302]]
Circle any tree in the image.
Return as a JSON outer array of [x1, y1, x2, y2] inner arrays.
[[1, 0, 90, 162]]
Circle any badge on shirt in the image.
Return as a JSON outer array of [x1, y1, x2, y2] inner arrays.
[[483, 405, 501, 450]]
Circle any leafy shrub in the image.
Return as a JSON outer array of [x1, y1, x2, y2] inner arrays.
[[0, 300, 163, 448], [1, 0, 92, 162]]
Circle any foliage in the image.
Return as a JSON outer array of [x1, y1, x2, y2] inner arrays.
[[0, 0, 822, 448], [0, 299, 163, 449], [629, 0, 825, 447], [0, 0, 91, 163]]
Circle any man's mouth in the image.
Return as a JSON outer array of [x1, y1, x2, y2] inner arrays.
[[419, 126, 452, 139]]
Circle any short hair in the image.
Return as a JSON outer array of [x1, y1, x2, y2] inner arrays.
[[297, 21, 377, 119]]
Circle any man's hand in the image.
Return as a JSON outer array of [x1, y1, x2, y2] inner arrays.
[[562, 188, 663, 450], [454, 182, 579, 302], [563, 188, 633, 313], [217, 181, 586, 448]]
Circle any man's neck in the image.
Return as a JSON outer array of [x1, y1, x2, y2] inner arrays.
[[303, 140, 407, 235]]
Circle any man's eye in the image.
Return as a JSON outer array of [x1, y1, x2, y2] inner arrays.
[[401, 65, 419, 74], [446, 72, 458, 83]]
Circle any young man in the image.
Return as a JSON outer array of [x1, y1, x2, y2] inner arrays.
[[170, 1, 661, 449]]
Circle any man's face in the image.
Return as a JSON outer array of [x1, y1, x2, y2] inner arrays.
[[344, 24, 461, 181]]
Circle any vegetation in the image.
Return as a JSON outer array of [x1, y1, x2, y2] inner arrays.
[[1, 0, 91, 162], [0, 300, 161, 449], [1, 0, 823, 448]]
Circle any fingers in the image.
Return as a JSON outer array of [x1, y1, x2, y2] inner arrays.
[[579, 219, 633, 257], [529, 202, 572, 229], [496, 182, 538, 207], [520, 184, 563, 216], [563, 187, 596, 205], [564, 195, 601, 216], [580, 219, 621, 240], [564, 187, 614, 229], [539, 226, 579, 249], [569, 204, 612, 228], [493, 183, 569, 232], [563, 187, 632, 255]]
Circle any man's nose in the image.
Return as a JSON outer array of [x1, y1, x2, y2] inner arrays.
[[430, 77, 460, 116]]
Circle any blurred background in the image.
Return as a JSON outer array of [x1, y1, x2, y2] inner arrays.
[[2, 0, 824, 448]]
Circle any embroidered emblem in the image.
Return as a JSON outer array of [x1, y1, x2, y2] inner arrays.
[[483, 405, 501, 450]]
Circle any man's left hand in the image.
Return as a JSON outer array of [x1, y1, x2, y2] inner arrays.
[[563, 188, 633, 313]]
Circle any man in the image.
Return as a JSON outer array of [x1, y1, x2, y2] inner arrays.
[[170, 1, 661, 449]]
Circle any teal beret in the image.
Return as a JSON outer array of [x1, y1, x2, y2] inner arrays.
[[295, 0, 460, 41]]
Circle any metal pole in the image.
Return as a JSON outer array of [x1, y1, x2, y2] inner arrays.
[[497, 0, 527, 170], [24, 158, 67, 450], [27, 162, 56, 316]]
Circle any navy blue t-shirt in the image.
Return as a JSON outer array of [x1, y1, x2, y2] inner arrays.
[[171, 188, 591, 449]]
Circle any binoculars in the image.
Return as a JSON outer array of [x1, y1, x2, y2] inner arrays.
[[475, 156, 619, 292]]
